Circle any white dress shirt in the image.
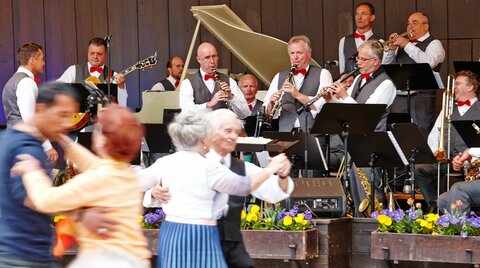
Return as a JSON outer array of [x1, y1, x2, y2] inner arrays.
[[57, 63, 128, 107], [262, 65, 333, 126], [179, 69, 250, 119], [15, 67, 52, 151], [338, 29, 375, 73], [150, 76, 177, 91], [382, 32, 445, 70], [428, 98, 478, 153]]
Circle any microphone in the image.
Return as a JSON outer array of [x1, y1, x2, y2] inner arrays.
[[104, 34, 112, 43], [349, 52, 359, 60], [324, 60, 339, 70]]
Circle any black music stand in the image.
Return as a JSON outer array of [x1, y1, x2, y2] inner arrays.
[[382, 63, 440, 117], [144, 124, 173, 154], [453, 61, 480, 76], [262, 131, 329, 174], [77, 132, 141, 165], [349, 132, 408, 214], [390, 123, 436, 199], [310, 103, 386, 212], [452, 120, 480, 148]]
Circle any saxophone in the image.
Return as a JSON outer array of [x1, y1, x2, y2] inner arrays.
[[357, 168, 384, 217]]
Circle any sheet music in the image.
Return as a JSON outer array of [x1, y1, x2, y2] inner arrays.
[[237, 137, 272, 145], [387, 131, 409, 165], [433, 72, 444, 88]]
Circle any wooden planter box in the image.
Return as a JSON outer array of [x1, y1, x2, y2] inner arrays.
[[371, 231, 480, 267], [241, 229, 319, 260], [143, 229, 159, 255]]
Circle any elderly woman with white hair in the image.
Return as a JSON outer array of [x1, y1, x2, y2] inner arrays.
[[139, 108, 290, 268]]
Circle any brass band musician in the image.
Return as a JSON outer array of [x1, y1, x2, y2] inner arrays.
[[263, 35, 333, 132], [417, 70, 480, 208]]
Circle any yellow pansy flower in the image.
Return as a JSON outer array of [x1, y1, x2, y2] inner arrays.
[[250, 205, 261, 215], [294, 214, 305, 223], [241, 210, 247, 220], [378, 214, 392, 226], [283, 216, 293, 226]]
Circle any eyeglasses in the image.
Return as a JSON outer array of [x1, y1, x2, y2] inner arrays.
[[355, 56, 375, 62]]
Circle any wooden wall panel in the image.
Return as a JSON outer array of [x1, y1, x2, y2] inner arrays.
[[292, 0, 324, 65], [44, 0, 77, 80], [13, 0, 46, 79], [473, 40, 480, 61], [107, 0, 139, 108], [261, 0, 292, 43], [448, 0, 480, 39], [385, 0, 415, 35], [138, 0, 170, 92], [417, 0, 448, 40], [0, 0, 14, 125], [230, 0, 262, 75], [448, 40, 472, 74], [199, 0, 231, 72], [74, 0, 108, 64]]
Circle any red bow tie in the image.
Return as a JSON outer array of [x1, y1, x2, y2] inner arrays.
[[248, 103, 253, 111], [34, 77, 40, 84], [409, 38, 419, 43], [294, 69, 307, 76], [175, 80, 180, 87], [458, 100, 471, 107], [360, 73, 371, 80], [354, 32, 366, 41], [204, 74, 216, 81], [89, 66, 103, 73]]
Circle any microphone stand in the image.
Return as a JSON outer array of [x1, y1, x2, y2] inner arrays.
[[254, 107, 266, 138], [105, 35, 112, 105], [297, 103, 311, 176]]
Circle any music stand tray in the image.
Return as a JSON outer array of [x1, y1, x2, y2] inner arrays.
[[452, 120, 480, 148], [453, 61, 480, 76], [144, 124, 173, 154], [382, 63, 440, 91]]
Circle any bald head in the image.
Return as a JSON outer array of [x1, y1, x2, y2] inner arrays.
[[196, 42, 219, 73], [239, 74, 259, 103]]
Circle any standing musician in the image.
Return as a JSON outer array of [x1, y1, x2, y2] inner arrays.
[[383, 12, 445, 138], [338, 2, 381, 73], [151, 56, 185, 91], [179, 42, 250, 119], [57, 37, 128, 106], [2, 43, 58, 163], [263, 35, 333, 132], [319, 40, 397, 212], [416, 70, 480, 208]]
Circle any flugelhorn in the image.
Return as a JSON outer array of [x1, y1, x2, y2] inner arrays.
[[382, 31, 413, 50], [264, 64, 297, 128], [211, 66, 233, 110]]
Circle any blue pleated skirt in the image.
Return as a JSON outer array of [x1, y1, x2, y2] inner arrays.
[[157, 221, 227, 268]]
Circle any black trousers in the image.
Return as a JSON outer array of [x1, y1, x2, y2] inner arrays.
[[221, 240, 255, 268]]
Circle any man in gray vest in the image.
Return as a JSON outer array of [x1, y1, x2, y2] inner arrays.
[[179, 42, 250, 119], [144, 109, 294, 268], [2, 43, 58, 163], [321, 40, 397, 212], [57, 37, 128, 106], [338, 2, 381, 73], [151, 56, 184, 91], [383, 12, 445, 138], [263, 35, 333, 132], [417, 70, 480, 208]]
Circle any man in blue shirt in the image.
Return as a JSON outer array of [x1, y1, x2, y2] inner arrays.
[[0, 82, 81, 267]]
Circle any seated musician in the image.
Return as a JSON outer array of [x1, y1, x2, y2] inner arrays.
[[57, 37, 127, 106], [179, 42, 250, 119], [318, 40, 397, 213], [151, 56, 184, 91], [416, 70, 480, 209], [263, 35, 333, 132], [438, 146, 480, 214], [238, 74, 264, 136]]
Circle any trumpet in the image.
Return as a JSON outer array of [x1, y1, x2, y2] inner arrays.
[[211, 67, 233, 110], [264, 64, 297, 128], [382, 31, 413, 50]]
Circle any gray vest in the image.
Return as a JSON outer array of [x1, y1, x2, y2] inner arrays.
[[278, 66, 323, 131], [218, 157, 246, 242], [350, 69, 393, 131], [159, 78, 176, 91], [74, 63, 109, 82], [395, 35, 441, 72], [2, 72, 30, 127], [187, 71, 230, 110], [448, 101, 480, 157], [344, 33, 381, 72]]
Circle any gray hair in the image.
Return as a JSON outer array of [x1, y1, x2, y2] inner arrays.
[[68, 248, 145, 268], [288, 35, 312, 53], [358, 40, 384, 61], [168, 108, 212, 151], [207, 109, 243, 133]]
